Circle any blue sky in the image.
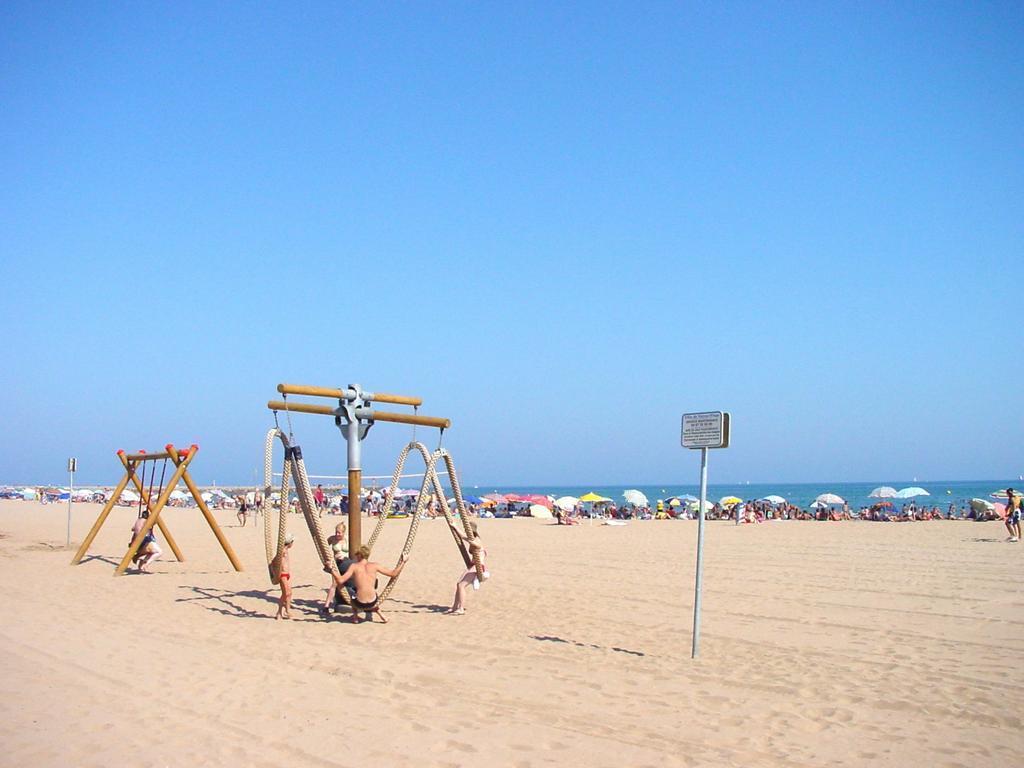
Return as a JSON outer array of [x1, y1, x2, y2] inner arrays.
[[1, 2, 1021, 486]]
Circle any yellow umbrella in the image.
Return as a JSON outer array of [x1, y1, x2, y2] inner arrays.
[[579, 492, 611, 502], [719, 496, 743, 506]]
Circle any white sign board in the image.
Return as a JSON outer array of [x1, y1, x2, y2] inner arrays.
[[681, 411, 730, 449]]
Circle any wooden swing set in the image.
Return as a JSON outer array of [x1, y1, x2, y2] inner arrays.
[[70, 443, 244, 576]]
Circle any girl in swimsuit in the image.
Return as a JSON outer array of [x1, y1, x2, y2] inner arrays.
[[446, 520, 488, 615], [275, 536, 294, 620], [322, 522, 354, 613]]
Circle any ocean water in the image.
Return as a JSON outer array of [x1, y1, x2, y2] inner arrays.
[[463, 480, 1021, 511]]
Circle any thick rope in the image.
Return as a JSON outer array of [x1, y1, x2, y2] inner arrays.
[[439, 448, 485, 579], [367, 442, 482, 603], [263, 428, 289, 583], [263, 426, 349, 602]]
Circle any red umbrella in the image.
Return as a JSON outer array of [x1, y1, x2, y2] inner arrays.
[[518, 494, 552, 508]]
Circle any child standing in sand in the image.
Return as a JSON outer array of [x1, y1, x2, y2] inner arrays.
[[274, 535, 295, 620], [446, 520, 488, 616]]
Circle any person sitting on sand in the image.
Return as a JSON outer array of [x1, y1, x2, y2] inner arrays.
[[333, 546, 407, 623], [322, 521, 355, 613], [129, 510, 162, 573], [445, 520, 488, 616], [273, 535, 295, 619]]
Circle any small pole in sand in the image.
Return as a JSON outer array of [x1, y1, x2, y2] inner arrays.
[[692, 446, 708, 658], [681, 412, 730, 660], [66, 457, 77, 548]]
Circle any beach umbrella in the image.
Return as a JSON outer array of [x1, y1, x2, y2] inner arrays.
[[394, 489, 419, 498], [668, 498, 682, 507], [169, 490, 189, 501], [895, 487, 930, 499], [990, 489, 1023, 500], [518, 494, 552, 507], [814, 493, 846, 505], [122, 489, 140, 502], [719, 496, 743, 506], [579, 492, 611, 503], [761, 495, 786, 505], [554, 496, 578, 512], [623, 489, 648, 506], [461, 494, 485, 505], [970, 498, 995, 513], [680, 494, 699, 502], [810, 500, 828, 509], [869, 486, 898, 498], [483, 493, 508, 503], [528, 504, 553, 519]]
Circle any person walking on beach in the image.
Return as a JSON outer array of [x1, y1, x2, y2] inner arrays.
[[237, 495, 248, 527], [274, 535, 295, 619], [445, 520, 487, 616], [333, 546, 407, 623], [1004, 488, 1021, 542]]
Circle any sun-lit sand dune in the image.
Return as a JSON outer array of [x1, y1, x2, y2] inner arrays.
[[1, 500, 1021, 767]]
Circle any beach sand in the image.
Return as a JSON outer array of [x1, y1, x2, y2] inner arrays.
[[1, 500, 1021, 767]]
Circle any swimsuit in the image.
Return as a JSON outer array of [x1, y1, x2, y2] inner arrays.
[[279, 573, 291, 580], [353, 596, 378, 612]]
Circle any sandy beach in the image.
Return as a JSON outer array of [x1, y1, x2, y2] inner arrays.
[[1, 500, 1022, 767]]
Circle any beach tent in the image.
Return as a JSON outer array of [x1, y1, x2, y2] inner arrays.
[[554, 496, 578, 512], [623, 489, 648, 506], [869, 486, 898, 498], [814, 493, 846, 505], [894, 487, 929, 499], [528, 504, 553, 519], [579, 492, 611, 503]]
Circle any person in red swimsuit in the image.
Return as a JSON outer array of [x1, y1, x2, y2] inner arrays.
[[274, 535, 295, 620]]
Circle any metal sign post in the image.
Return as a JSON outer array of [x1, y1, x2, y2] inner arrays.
[[66, 457, 77, 548], [681, 411, 730, 659]]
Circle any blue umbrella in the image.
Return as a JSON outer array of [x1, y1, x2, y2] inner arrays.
[[461, 494, 485, 505]]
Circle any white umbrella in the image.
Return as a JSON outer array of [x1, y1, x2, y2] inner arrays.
[[121, 489, 140, 502], [970, 498, 995, 513], [895, 487, 929, 499], [815, 493, 846, 505], [529, 504, 553, 519], [554, 496, 578, 512], [869, 486, 898, 498], [761, 495, 786, 504], [169, 490, 189, 500], [623, 489, 648, 506]]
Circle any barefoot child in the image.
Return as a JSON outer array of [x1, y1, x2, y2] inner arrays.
[[274, 535, 295, 620], [333, 545, 407, 623], [446, 520, 488, 616]]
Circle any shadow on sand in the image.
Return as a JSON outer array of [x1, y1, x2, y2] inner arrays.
[[530, 634, 645, 657]]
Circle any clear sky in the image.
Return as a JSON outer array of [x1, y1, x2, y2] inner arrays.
[[1, 2, 1021, 487]]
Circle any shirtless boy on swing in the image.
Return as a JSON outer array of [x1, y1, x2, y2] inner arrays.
[[333, 545, 408, 624]]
